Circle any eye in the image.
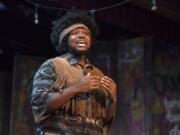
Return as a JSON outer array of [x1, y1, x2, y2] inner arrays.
[[83, 31, 90, 36], [70, 31, 78, 35]]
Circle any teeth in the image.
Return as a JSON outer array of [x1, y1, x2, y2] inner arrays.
[[78, 43, 86, 47], [76, 41, 86, 47], [77, 41, 85, 44]]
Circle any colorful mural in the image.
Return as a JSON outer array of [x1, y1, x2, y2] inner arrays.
[[151, 43, 180, 135], [114, 37, 149, 135]]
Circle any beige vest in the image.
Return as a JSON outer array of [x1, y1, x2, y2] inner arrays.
[[50, 57, 108, 135]]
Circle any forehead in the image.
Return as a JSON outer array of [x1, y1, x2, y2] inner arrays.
[[71, 27, 90, 32]]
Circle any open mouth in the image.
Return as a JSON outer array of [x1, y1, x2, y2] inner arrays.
[[76, 40, 87, 47]]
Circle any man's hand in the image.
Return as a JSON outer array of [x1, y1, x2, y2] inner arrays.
[[74, 72, 101, 93], [101, 76, 117, 103]]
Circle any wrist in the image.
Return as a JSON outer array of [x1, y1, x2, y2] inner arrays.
[[71, 83, 81, 94], [112, 96, 117, 103], [107, 93, 117, 103]]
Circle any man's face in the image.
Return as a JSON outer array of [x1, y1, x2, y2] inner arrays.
[[67, 27, 91, 55]]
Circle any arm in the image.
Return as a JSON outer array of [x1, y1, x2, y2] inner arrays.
[[31, 60, 57, 122], [47, 72, 101, 111]]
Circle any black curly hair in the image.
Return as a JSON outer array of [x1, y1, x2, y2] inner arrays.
[[50, 10, 99, 54]]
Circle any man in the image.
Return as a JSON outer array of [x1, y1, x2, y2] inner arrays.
[[31, 10, 117, 135]]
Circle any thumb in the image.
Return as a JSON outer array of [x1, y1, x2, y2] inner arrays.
[[86, 72, 91, 77]]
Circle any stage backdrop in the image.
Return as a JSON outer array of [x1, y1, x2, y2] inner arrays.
[[9, 38, 180, 135], [110, 37, 150, 135], [10, 54, 45, 135], [111, 37, 180, 135], [150, 40, 180, 135]]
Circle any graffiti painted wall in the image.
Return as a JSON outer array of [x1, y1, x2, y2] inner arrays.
[[112, 37, 149, 135], [151, 41, 180, 135]]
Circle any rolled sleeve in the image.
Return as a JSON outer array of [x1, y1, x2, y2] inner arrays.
[[31, 60, 58, 123]]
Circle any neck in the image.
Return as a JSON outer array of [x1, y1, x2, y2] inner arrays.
[[70, 52, 86, 65], [77, 55, 86, 65]]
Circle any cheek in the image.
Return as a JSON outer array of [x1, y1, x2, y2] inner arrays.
[[68, 35, 76, 45], [87, 36, 91, 45]]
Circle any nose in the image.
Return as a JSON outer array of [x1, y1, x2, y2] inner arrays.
[[77, 32, 85, 38]]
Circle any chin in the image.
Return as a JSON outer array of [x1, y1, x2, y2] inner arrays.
[[76, 50, 89, 55], [73, 48, 90, 55], [68, 45, 90, 55]]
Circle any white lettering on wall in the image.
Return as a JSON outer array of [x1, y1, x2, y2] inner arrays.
[[169, 125, 180, 135], [164, 98, 180, 123]]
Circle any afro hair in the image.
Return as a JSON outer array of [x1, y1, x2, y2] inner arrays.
[[50, 10, 99, 54]]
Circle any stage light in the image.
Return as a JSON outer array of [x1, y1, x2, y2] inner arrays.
[[151, 0, 157, 11], [0, 2, 6, 11], [34, 5, 39, 24]]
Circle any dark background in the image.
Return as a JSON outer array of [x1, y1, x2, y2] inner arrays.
[[0, 0, 180, 135], [0, 0, 180, 71]]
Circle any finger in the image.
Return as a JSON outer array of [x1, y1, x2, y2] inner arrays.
[[102, 78, 116, 88], [101, 78, 109, 84], [101, 80, 111, 90], [104, 76, 114, 83], [102, 84, 112, 95], [90, 81, 100, 87], [101, 78, 111, 85], [90, 83, 100, 89], [86, 72, 91, 77], [90, 76, 100, 80]]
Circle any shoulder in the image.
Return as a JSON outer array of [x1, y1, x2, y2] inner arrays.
[[51, 56, 68, 64], [39, 56, 68, 68], [33, 59, 56, 79], [40, 59, 54, 69], [50, 56, 70, 71]]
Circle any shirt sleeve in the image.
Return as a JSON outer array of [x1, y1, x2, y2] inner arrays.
[[30, 59, 59, 123]]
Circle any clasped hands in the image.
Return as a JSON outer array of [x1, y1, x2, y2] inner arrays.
[[75, 72, 117, 103]]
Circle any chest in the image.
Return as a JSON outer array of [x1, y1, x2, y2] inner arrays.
[[51, 58, 103, 89]]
